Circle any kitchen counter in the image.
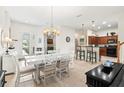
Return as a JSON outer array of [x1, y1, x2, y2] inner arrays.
[[97, 44, 117, 48], [78, 44, 117, 60]]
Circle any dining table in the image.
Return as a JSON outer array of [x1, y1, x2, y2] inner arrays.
[[24, 53, 70, 84], [25, 56, 44, 84]]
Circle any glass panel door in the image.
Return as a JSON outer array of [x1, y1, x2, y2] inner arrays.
[[22, 33, 30, 55]]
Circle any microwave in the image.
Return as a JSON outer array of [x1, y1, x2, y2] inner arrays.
[[107, 39, 117, 44]]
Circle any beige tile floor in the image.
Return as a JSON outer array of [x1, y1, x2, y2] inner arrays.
[[5, 60, 103, 87]]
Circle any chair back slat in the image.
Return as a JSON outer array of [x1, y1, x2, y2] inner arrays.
[[57, 59, 69, 70], [42, 61, 56, 76]]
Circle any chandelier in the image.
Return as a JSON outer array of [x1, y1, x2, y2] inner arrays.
[[43, 6, 60, 37]]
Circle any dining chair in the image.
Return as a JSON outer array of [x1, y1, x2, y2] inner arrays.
[[68, 52, 75, 69], [56, 58, 70, 80], [38, 60, 57, 86], [13, 55, 36, 87]]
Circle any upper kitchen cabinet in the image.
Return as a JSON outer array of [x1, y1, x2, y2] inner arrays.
[[88, 36, 106, 45], [88, 35, 118, 45], [88, 36, 98, 45], [97, 36, 107, 44], [107, 35, 118, 44]]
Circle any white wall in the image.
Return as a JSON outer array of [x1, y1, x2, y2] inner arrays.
[[75, 30, 84, 46], [96, 28, 118, 36], [87, 29, 96, 36], [11, 21, 43, 55], [11, 21, 76, 55], [75, 28, 90, 46], [56, 26, 75, 54], [0, 10, 76, 56]]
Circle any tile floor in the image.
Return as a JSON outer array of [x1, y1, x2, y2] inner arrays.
[[5, 60, 102, 87]]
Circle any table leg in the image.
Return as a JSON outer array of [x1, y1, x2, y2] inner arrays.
[[34, 65, 40, 84]]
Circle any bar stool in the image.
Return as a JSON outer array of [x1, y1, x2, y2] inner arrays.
[[86, 47, 92, 62], [86, 46, 97, 63], [91, 51, 97, 63], [80, 47, 85, 60], [76, 46, 81, 60]]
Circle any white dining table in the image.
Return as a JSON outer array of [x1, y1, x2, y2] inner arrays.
[[25, 56, 45, 84], [24, 53, 70, 84]]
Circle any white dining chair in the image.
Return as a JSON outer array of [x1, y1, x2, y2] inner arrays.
[[56, 58, 70, 80], [13, 55, 36, 87], [38, 60, 57, 86]]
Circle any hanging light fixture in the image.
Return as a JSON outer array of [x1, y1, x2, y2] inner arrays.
[[43, 6, 60, 37], [91, 21, 97, 36], [91, 20, 96, 31]]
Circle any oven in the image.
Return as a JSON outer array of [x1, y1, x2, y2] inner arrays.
[[107, 46, 117, 57]]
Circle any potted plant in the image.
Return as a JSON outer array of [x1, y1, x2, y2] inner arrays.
[[110, 32, 116, 36]]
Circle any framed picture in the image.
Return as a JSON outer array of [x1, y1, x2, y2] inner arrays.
[[38, 38, 42, 43], [80, 38, 84, 45], [47, 39, 53, 44], [66, 36, 71, 42]]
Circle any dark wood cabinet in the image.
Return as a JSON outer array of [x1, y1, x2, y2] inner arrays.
[[88, 35, 118, 45], [88, 36, 97, 45], [107, 36, 118, 43], [100, 47, 107, 56], [98, 37, 107, 44], [108, 36, 118, 40], [88, 35, 118, 58]]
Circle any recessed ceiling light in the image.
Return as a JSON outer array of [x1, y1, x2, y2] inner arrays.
[[108, 24, 111, 27], [91, 21, 95, 27], [102, 21, 107, 24], [92, 24, 95, 27], [98, 26, 101, 29]]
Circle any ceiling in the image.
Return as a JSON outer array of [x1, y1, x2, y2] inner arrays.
[[2, 6, 124, 31]]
